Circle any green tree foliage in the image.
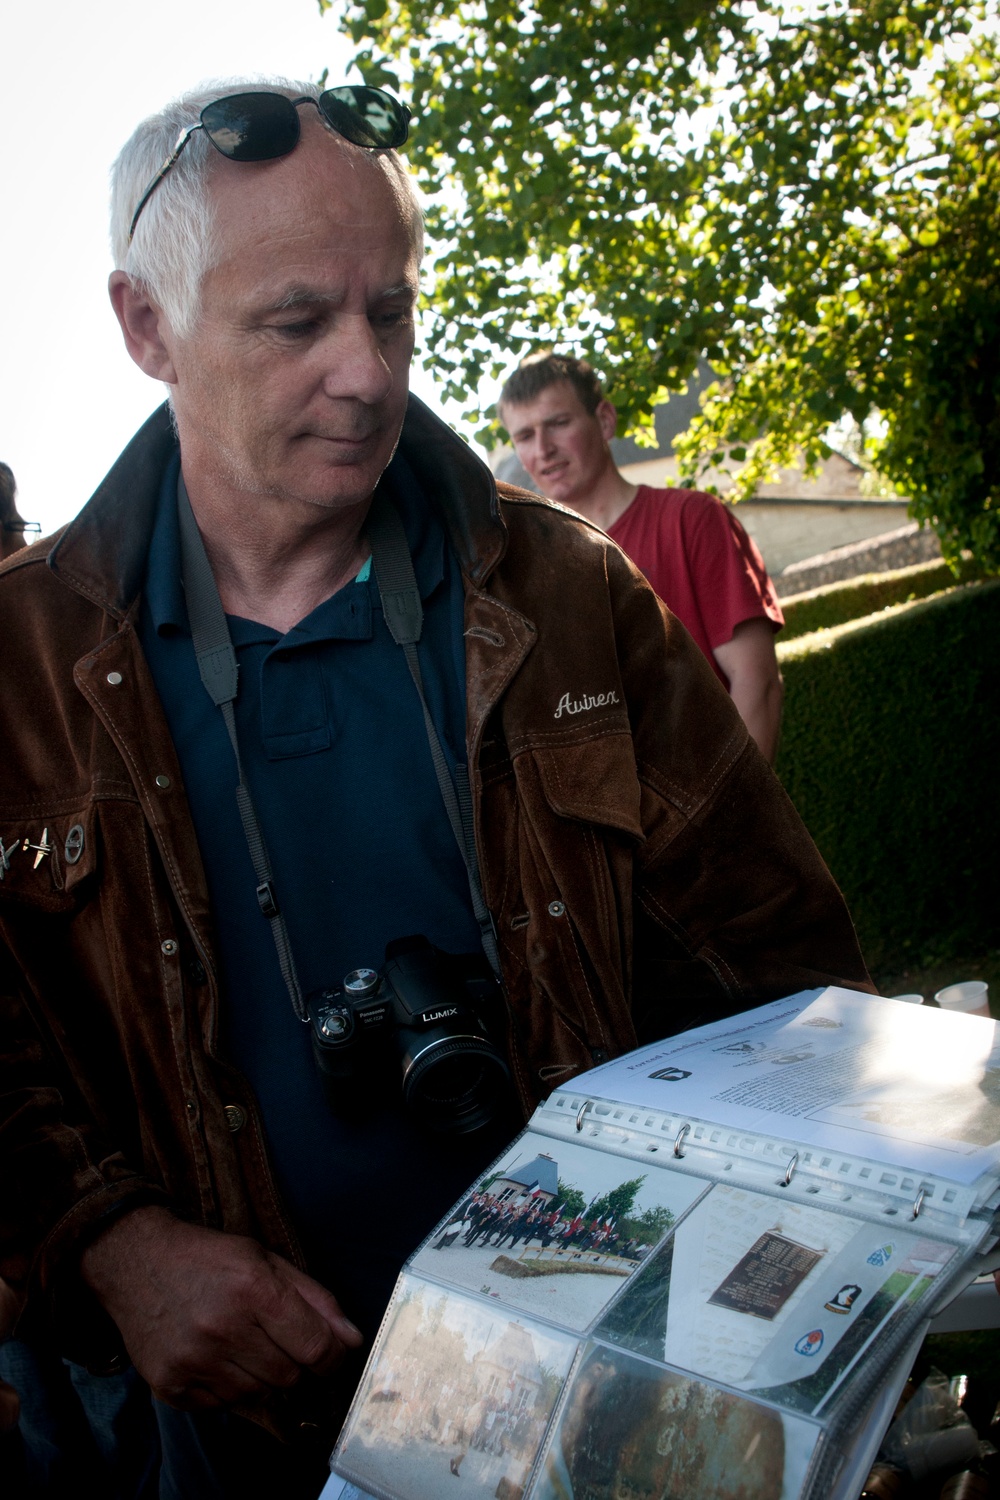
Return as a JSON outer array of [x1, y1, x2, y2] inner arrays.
[[323, 0, 1000, 566], [554, 1180, 587, 1217], [620, 1203, 676, 1246], [587, 1174, 647, 1225]]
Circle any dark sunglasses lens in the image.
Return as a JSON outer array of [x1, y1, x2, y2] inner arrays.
[[319, 86, 410, 149], [200, 92, 301, 161]]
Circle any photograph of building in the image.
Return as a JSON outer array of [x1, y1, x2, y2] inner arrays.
[[411, 1131, 705, 1332], [336, 1277, 576, 1500]]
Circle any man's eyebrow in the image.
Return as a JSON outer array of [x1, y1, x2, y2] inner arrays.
[[378, 280, 420, 302], [512, 412, 567, 438], [271, 287, 336, 312], [269, 281, 419, 313]]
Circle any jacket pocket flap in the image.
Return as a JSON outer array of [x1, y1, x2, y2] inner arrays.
[[0, 803, 99, 910], [533, 737, 643, 837]]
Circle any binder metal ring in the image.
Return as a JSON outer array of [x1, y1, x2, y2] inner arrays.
[[783, 1153, 799, 1186], [674, 1123, 690, 1158], [575, 1100, 592, 1132], [912, 1187, 925, 1220]]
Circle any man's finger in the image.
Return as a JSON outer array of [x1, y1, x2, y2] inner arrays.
[[255, 1259, 362, 1375], [254, 1284, 352, 1374]]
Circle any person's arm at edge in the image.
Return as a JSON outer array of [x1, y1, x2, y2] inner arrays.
[[0, 1278, 21, 1430], [0, 969, 362, 1406], [713, 617, 784, 765]]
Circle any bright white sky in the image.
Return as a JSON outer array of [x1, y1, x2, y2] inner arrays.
[[0, 0, 483, 538]]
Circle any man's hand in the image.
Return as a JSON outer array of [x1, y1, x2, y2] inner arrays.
[[713, 617, 784, 765], [0, 1277, 21, 1431], [80, 1206, 362, 1410]]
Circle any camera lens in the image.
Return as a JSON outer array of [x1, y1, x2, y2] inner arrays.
[[401, 1036, 511, 1134]]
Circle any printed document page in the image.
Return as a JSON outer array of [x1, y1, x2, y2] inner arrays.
[[573, 989, 1000, 1185]]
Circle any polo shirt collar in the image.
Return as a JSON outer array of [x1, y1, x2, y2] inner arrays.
[[48, 393, 505, 620], [144, 449, 446, 646]]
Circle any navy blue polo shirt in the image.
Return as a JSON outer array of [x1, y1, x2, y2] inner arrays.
[[139, 450, 514, 1335]]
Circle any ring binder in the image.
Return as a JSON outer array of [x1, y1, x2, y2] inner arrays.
[[331, 987, 1000, 1500]]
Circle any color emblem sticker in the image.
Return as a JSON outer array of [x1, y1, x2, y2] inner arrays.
[[794, 1329, 824, 1357], [867, 1243, 895, 1268]]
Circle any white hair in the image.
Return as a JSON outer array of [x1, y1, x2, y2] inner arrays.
[[110, 76, 424, 337]]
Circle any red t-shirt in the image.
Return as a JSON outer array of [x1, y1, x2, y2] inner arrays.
[[607, 486, 783, 683]]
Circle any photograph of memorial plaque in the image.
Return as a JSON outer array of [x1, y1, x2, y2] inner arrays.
[[335, 1273, 577, 1500], [743, 1234, 957, 1416], [532, 1341, 822, 1500], [409, 1130, 706, 1332], [708, 1230, 825, 1319], [592, 1183, 956, 1416]]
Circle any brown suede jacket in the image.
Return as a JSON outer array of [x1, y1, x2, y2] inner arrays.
[[0, 397, 871, 1364]]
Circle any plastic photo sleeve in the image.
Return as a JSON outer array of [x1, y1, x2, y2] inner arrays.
[[531, 1342, 822, 1500], [409, 1130, 706, 1333], [594, 1182, 956, 1416], [334, 1273, 578, 1500], [320, 1477, 378, 1500]]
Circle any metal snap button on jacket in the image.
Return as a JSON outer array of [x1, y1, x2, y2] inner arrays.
[[224, 1104, 246, 1132]]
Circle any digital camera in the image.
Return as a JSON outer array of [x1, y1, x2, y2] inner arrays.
[[306, 936, 511, 1133]]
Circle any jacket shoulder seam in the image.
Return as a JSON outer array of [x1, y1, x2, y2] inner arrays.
[[0, 535, 64, 578], [496, 487, 608, 540]]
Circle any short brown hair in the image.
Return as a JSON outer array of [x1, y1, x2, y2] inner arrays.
[[498, 353, 604, 419]]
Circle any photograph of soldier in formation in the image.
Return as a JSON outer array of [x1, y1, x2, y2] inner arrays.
[[410, 1133, 705, 1332]]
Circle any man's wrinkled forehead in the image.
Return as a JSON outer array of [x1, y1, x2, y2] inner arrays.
[[204, 112, 419, 245]]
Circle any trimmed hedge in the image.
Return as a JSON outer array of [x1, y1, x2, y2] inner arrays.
[[775, 580, 1000, 972], [780, 557, 990, 640]]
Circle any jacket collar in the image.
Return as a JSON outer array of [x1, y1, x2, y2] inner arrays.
[[48, 394, 508, 617]]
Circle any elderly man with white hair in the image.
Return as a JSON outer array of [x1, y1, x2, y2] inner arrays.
[[0, 78, 870, 1495]]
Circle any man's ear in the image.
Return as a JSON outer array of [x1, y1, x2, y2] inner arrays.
[[596, 398, 618, 443], [109, 272, 178, 384]]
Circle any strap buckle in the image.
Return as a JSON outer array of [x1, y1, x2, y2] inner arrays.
[[256, 881, 280, 918]]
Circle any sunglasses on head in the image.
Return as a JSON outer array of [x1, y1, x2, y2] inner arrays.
[[128, 86, 411, 242]]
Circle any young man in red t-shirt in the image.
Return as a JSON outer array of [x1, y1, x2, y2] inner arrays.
[[498, 354, 785, 762]]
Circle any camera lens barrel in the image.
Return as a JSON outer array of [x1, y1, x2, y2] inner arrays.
[[307, 938, 512, 1130], [401, 1033, 511, 1134]]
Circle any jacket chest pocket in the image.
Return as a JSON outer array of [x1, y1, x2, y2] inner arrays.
[[490, 735, 645, 1094], [0, 800, 100, 912], [512, 733, 644, 934]]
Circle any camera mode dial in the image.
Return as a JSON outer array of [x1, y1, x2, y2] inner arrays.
[[344, 967, 380, 998]]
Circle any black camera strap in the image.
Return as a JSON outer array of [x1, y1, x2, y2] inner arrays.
[[365, 495, 501, 980], [177, 475, 501, 1025]]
